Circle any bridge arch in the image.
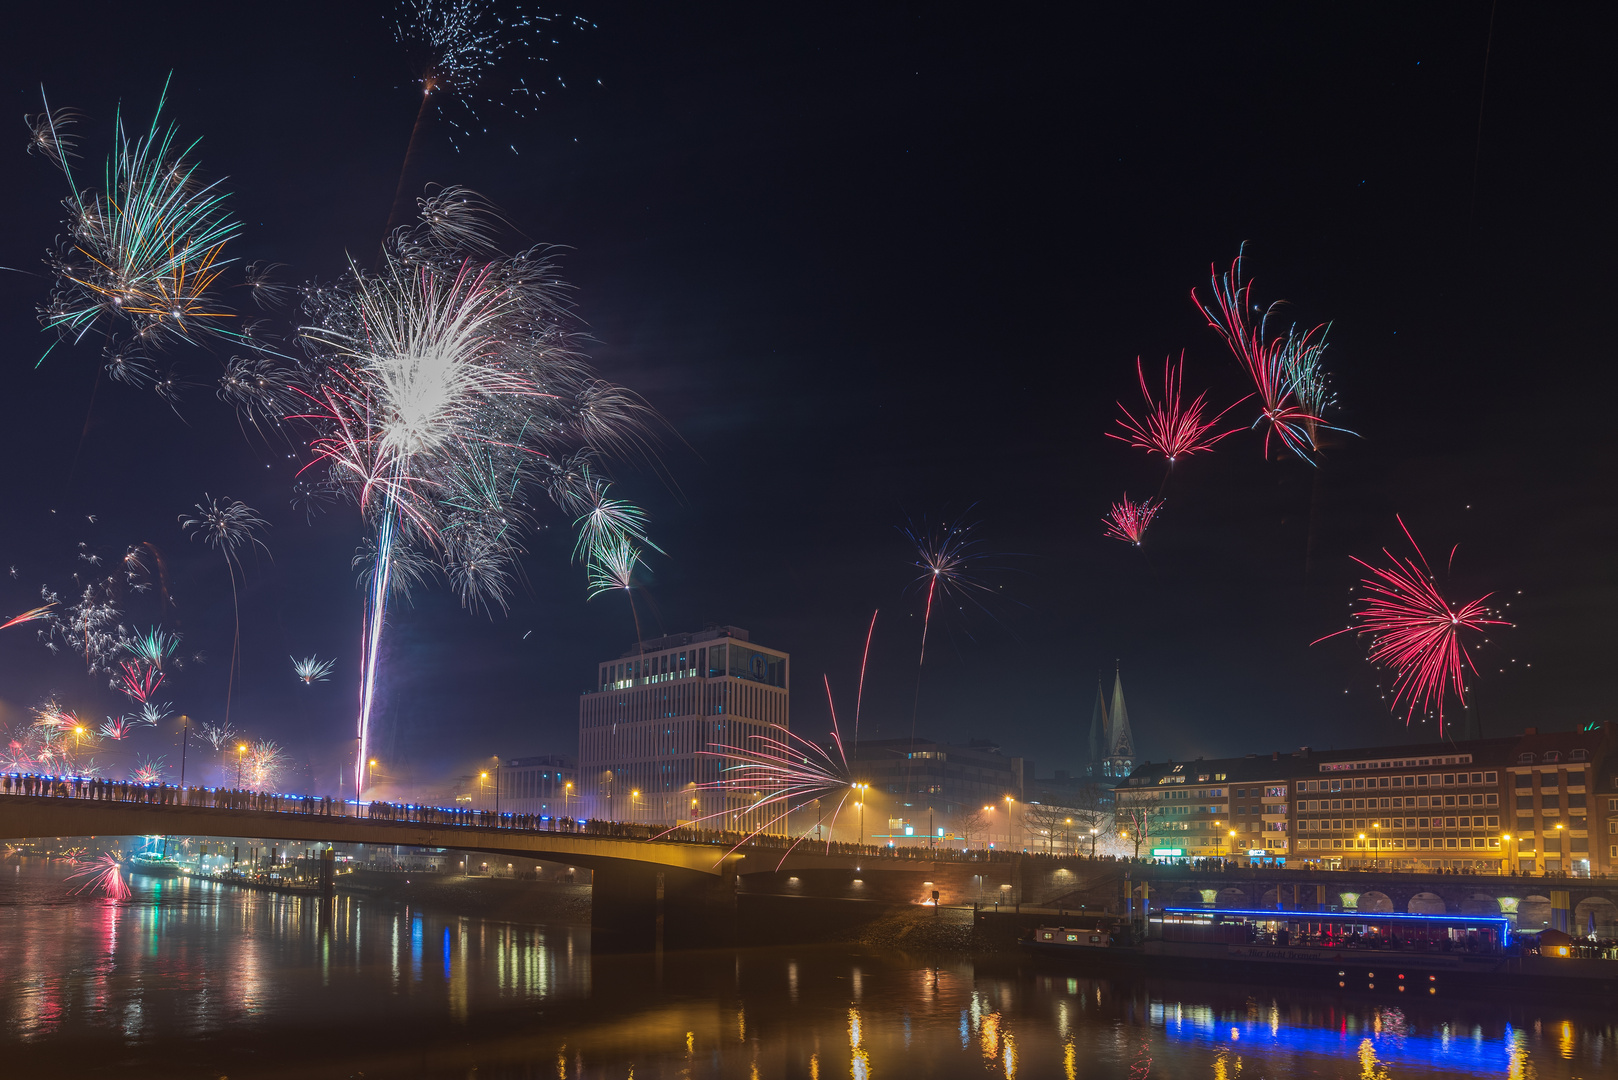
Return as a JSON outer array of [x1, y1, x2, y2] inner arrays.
[[1518, 895, 1553, 929], [1407, 891, 1446, 914], [1460, 893, 1502, 916], [1573, 897, 1618, 938], [1214, 887, 1248, 909], [1357, 890, 1394, 913]]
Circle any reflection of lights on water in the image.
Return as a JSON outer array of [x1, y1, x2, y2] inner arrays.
[[850, 1007, 870, 1080], [686, 1031, 695, 1055], [1002, 1029, 1017, 1079], [1560, 1020, 1575, 1059], [1358, 1037, 1391, 1080], [1064, 1040, 1077, 1080], [788, 960, 799, 1003], [809, 1052, 820, 1080], [738, 1006, 747, 1041]]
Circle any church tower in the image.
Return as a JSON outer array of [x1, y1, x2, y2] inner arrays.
[[1104, 667, 1136, 777], [1085, 679, 1109, 775]]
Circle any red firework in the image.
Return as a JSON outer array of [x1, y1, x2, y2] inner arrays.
[[66, 853, 132, 901], [1103, 495, 1161, 546], [1109, 354, 1247, 464], [1315, 517, 1511, 733], [1191, 249, 1322, 461], [117, 660, 164, 704], [1, 604, 55, 632]]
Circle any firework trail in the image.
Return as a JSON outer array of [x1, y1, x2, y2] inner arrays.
[[1313, 517, 1510, 734], [1103, 495, 1161, 546], [1110, 354, 1247, 466], [292, 655, 335, 684], [66, 853, 131, 900], [585, 535, 644, 643], [669, 679, 860, 868], [179, 497, 269, 728], [29, 77, 244, 403], [284, 197, 656, 795], [1, 604, 56, 632], [1191, 246, 1349, 462]]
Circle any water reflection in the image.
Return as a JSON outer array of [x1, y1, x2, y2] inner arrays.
[[2, 857, 1616, 1077]]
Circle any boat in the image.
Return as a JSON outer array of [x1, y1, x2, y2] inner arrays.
[[1022, 907, 1618, 994], [123, 852, 185, 878]]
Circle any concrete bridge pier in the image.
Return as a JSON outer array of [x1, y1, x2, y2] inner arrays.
[[591, 861, 737, 952]]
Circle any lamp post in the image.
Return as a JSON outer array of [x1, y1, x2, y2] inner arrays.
[[1214, 820, 1222, 860], [1229, 829, 1237, 863], [236, 743, 247, 788], [177, 715, 189, 788], [853, 783, 869, 846], [983, 804, 995, 850], [1502, 833, 1514, 875], [1089, 827, 1099, 858], [1372, 822, 1380, 868]]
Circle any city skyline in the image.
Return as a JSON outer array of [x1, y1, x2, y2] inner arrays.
[[0, 4, 1611, 793]]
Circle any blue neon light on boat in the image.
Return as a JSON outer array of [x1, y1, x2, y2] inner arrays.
[[1162, 907, 1509, 929]]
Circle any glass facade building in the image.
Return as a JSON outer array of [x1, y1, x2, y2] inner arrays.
[[578, 625, 789, 831]]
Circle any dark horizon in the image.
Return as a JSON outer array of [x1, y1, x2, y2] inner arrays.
[[0, 3, 1613, 792]]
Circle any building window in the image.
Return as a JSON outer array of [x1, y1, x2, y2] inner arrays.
[[1484, 772, 1497, 783], [1570, 750, 1588, 762], [1543, 752, 1561, 764], [1518, 754, 1534, 765]]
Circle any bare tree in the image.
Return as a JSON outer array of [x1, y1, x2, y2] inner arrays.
[[1114, 789, 1167, 859], [953, 805, 989, 849]]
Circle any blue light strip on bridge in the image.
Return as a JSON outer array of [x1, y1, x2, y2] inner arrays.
[[1162, 906, 1510, 930]]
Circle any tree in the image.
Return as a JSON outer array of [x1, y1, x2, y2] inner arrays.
[[953, 805, 989, 849], [1114, 789, 1167, 859]]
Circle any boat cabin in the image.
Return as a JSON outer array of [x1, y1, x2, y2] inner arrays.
[[1156, 907, 1510, 955]]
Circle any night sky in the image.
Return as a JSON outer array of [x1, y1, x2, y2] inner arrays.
[[0, 4, 1612, 791]]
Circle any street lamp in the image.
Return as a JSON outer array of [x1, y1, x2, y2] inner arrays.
[[853, 783, 869, 845], [236, 743, 247, 788], [1502, 833, 1515, 875], [983, 804, 995, 850], [1372, 822, 1380, 868], [1089, 827, 1098, 858]]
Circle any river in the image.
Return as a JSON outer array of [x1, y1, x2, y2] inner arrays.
[[1, 856, 1611, 1078]]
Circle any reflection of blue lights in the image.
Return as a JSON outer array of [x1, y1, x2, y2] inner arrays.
[[1155, 1002, 1516, 1076], [411, 914, 423, 980]]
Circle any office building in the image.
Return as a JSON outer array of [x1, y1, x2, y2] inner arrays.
[[1115, 724, 1615, 874], [577, 625, 788, 830]]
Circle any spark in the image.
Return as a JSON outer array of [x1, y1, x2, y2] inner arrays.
[[1103, 495, 1161, 546], [131, 755, 167, 784], [1314, 516, 1511, 733]]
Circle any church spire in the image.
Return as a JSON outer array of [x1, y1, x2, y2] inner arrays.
[[1107, 665, 1136, 773], [1086, 678, 1109, 772]]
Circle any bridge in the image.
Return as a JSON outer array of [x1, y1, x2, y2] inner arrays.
[[0, 789, 1018, 945]]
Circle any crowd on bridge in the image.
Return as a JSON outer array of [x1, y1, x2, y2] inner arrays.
[[0, 771, 1604, 881]]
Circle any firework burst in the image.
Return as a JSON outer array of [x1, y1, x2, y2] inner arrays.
[[392, 2, 594, 154], [131, 756, 167, 784], [901, 511, 1005, 667], [1314, 517, 1511, 733], [292, 655, 335, 684], [1103, 495, 1162, 546], [31, 78, 243, 395], [285, 197, 656, 794], [1191, 246, 1349, 461], [1110, 354, 1247, 464]]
